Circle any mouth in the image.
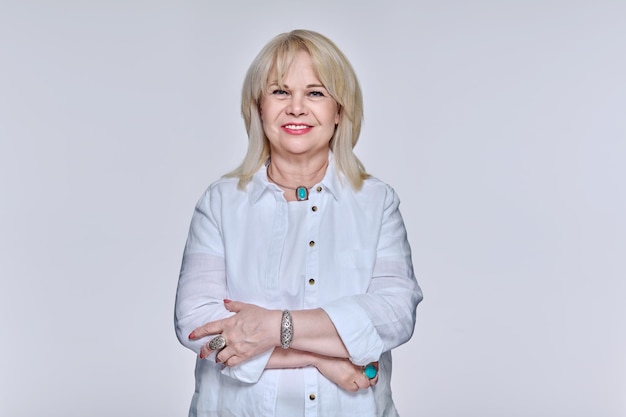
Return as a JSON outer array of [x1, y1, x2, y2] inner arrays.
[[282, 124, 313, 130]]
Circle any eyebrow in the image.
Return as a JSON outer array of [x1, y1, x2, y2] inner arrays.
[[268, 82, 327, 89]]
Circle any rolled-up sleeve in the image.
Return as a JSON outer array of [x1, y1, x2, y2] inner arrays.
[[322, 186, 422, 365], [174, 188, 271, 383]]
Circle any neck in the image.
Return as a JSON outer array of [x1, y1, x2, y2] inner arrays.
[[267, 152, 329, 189]]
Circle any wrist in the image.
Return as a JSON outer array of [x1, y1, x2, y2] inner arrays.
[[308, 352, 322, 368]]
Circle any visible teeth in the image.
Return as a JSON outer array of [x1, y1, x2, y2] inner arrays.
[[285, 125, 309, 130]]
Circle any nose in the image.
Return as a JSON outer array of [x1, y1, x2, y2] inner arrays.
[[286, 93, 307, 116]]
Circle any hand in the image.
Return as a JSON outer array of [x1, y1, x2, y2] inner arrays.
[[314, 357, 379, 392], [189, 300, 281, 367]]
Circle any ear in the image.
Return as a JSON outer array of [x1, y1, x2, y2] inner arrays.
[[334, 104, 341, 124]]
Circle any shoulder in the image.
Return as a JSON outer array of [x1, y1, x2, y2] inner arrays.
[[334, 175, 401, 217], [355, 175, 399, 205], [206, 176, 241, 195], [361, 175, 393, 192], [196, 176, 247, 208]]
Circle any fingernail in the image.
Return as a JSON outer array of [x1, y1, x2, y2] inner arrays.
[[188, 331, 195, 339], [224, 299, 232, 304], [199, 352, 204, 360]]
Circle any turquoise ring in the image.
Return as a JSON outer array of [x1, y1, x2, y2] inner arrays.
[[363, 363, 377, 379]]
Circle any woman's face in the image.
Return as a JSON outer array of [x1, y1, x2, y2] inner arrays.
[[260, 51, 340, 161]]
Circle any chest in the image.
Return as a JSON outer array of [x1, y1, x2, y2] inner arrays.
[[219, 191, 384, 306]]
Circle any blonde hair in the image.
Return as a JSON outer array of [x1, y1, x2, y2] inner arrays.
[[226, 29, 368, 189]]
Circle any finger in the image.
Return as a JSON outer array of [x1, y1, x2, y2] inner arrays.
[[354, 374, 370, 390], [225, 355, 243, 367], [199, 342, 215, 360], [369, 374, 379, 386], [220, 352, 244, 367], [215, 346, 234, 364], [343, 380, 359, 392], [223, 299, 244, 313], [189, 321, 224, 340]]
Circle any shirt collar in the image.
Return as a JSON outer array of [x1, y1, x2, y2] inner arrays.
[[248, 153, 343, 205]]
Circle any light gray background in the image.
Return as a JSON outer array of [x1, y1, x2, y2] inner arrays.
[[1, 1, 624, 416]]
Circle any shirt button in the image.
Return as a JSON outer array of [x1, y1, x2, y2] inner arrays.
[[311, 206, 318, 212], [308, 278, 315, 285], [309, 393, 316, 401], [309, 241, 315, 247], [316, 186, 323, 192]]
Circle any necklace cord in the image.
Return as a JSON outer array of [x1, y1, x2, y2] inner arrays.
[[266, 164, 315, 201], [266, 165, 312, 191]]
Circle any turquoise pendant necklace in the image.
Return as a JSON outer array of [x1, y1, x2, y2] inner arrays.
[[295, 186, 308, 201], [267, 166, 311, 201]]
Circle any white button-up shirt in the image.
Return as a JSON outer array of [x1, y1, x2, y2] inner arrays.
[[175, 157, 422, 417]]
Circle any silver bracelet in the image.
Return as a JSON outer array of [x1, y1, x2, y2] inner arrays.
[[280, 310, 293, 349]]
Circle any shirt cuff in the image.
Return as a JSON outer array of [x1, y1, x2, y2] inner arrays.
[[220, 348, 273, 383], [322, 298, 385, 365]]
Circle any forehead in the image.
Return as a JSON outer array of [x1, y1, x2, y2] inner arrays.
[[267, 50, 321, 84]]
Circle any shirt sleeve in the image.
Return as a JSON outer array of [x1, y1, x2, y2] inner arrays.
[[322, 185, 423, 365], [174, 188, 271, 383]]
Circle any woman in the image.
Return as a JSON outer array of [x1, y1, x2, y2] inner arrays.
[[175, 29, 422, 417]]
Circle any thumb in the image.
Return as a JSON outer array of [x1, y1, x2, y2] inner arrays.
[[223, 299, 243, 312]]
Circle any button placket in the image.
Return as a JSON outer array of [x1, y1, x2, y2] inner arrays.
[[303, 367, 318, 416], [304, 189, 323, 417], [304, 191, 321, 308]]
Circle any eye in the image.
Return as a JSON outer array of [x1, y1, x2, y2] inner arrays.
[[308, 91, 325, 97], [271, 89, 289, 95]]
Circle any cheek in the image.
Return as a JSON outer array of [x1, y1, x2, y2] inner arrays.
[[331, 102, 340, 125], [260, 101, 282, 126], [259, 109, 275, 134], [259, 98, 270, 119]]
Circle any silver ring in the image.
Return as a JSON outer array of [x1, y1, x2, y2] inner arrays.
[[208, 335, 227, 351]]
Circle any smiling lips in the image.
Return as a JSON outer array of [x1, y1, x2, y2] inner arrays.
[[281, 123, 313, 134]]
